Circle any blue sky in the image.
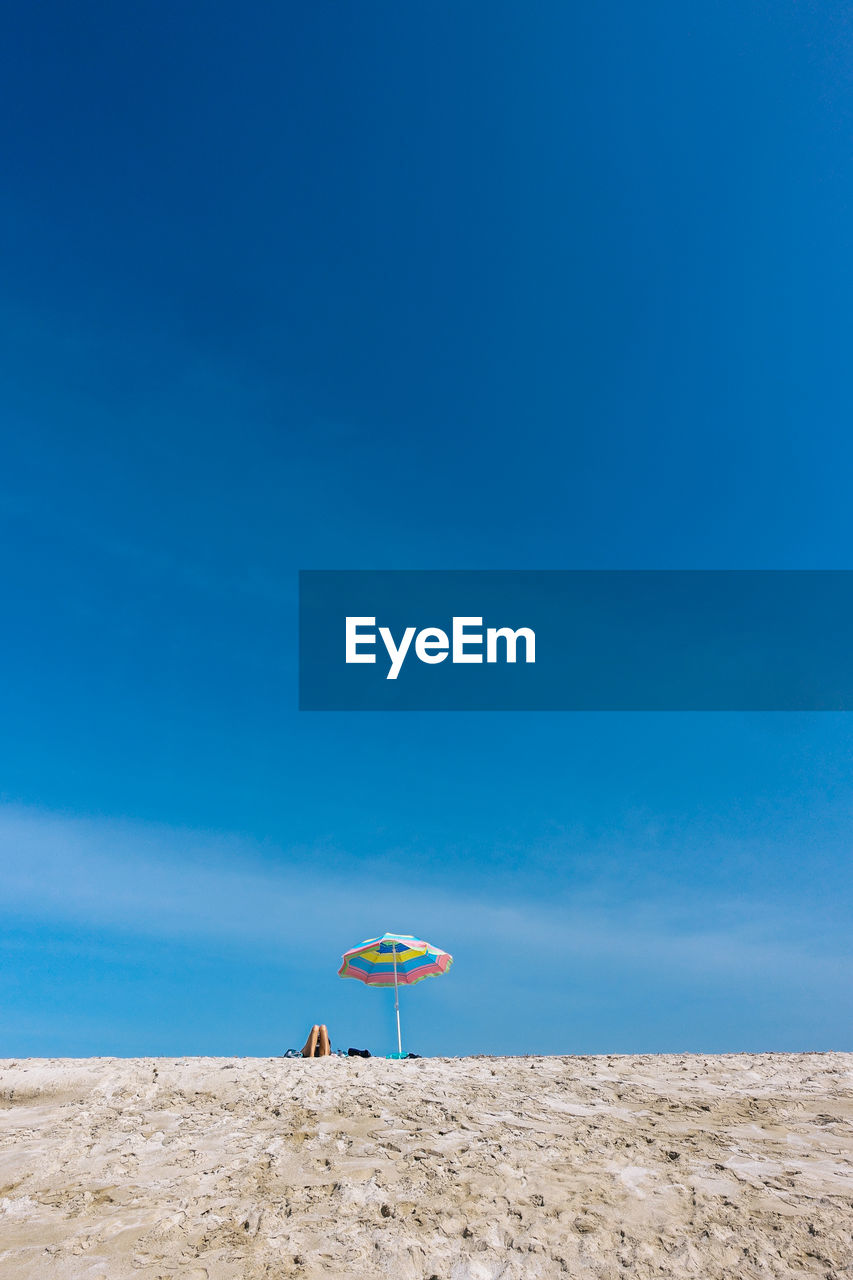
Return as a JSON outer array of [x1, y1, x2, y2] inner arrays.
[[1, 1, 851, 1055]]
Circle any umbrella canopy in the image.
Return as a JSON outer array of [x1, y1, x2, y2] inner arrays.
[[338, 932, 453, 1054]]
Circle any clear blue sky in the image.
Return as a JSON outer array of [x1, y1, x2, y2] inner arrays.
[[1, 1, 851, 1055]]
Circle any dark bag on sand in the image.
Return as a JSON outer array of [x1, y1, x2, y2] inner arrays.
[[347, 1047, 371, 1058]]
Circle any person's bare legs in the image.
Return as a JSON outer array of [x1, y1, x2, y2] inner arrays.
[[301, 1025, 320, 1057], [317, 1025, 331, 1056]]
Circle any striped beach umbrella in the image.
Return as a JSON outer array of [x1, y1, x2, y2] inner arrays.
[[338, 932, 453, 1056]]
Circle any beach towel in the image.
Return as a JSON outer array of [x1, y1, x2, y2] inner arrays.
[[281, 1048, 348, 1058]]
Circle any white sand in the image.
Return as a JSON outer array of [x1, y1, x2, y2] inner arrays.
[[0, 1054, 851, 1279]]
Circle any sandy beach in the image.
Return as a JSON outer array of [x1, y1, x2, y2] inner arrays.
[[0, 1053, 850, 1279]]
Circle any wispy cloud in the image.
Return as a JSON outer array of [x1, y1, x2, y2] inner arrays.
[[0, 804, 847, 989]]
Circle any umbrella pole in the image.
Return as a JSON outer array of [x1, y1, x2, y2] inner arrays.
[[393, 949, 402, 1054]]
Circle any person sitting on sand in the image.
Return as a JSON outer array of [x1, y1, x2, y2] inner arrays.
[[301, 1024, 331, 1057]]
